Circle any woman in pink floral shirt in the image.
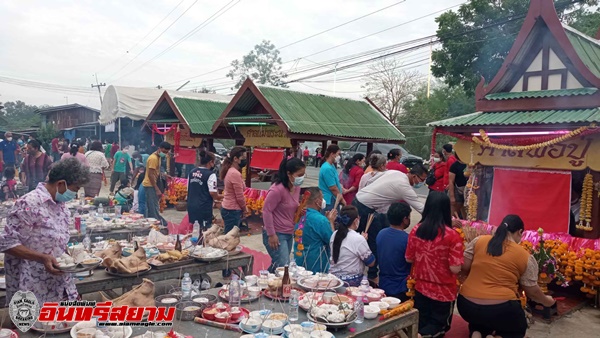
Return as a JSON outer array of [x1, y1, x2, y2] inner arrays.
[[0, 158, 90, 305]]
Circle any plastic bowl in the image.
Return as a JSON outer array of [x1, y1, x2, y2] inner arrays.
[[192, 294, 217, 307], [240, 318, 262, 333], [155, 295, 181, 308], [369, 301, 389, 311], [381, 297, 401, 308], [175, 302, 202, 321], [364, 305, 380, 319], [261, 320, 284, 334]]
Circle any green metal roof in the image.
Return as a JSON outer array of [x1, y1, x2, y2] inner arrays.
[[485, 88, 597, 100], [565, 27, 600, 78], [224, 114, 272, 120], [429, 108, 600, 127], [172, 97, 228, 134], [257, 86, 405, 141]]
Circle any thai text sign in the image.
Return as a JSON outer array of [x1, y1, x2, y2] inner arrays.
[[165, 125, 201, 148], [454, 135, 600, 171], [239, 125, 291, 148]]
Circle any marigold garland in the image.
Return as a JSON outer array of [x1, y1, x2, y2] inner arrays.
[[472, 125, 593, 151], [578, 173, 594, 231]]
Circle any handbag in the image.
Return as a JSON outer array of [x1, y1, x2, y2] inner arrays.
[[425, 167, 437, 186]]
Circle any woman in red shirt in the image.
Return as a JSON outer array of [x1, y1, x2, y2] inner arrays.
[[340, 154, 365, 205], [428, 150, 448, 192], [386, 148, 408, 173], [406, 191, 463, 337]]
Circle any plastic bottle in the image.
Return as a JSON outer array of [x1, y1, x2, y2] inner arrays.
[[98, 203, 104, 218], [192, 221, 200, 243], [359, 276, 370, 297], [289, 259, 298, 279], [80, 220, 87, 236], [181, 273, 192, 300], [354, 296, 364, 324], [289, 289, 299, 322], [82, 233, 91, 252], [229, 275, 241, 308]]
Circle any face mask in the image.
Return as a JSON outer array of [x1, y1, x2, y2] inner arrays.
[[239, 159, 248, 168], [159, 152, 166, 158], [335, 155, 340, 162], [293, 175, 305, 186], [433, 157, 441, 163], [413, 182, 424, 189], [321, 198, 327, 210], [55, 181, 77, 203], [6, 137, 12, 142]]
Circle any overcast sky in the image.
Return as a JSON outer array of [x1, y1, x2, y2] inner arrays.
[[0, 0, 466, 109]]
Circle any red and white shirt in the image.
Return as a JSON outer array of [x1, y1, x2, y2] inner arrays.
[[405, 224, 464, 302]]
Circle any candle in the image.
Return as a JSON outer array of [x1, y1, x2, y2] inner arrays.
[[520, 291, 527, 308]]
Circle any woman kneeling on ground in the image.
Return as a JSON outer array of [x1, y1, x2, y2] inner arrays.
[[458, 215, 556, 338]]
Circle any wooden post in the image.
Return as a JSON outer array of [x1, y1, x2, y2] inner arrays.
[[245, 148, 252, 188], [366, 143, 374, 156]]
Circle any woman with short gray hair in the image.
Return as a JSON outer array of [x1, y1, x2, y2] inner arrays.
[[0, 158, 90, 304], [359, 153, 387, 190]]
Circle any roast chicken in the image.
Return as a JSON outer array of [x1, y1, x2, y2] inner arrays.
[[207, 226, 240, 251], [104, 247, 150, 274], [95, 242, 123, 268]]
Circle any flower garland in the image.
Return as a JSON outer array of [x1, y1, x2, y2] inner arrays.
[[465, 168, 479, 221], [294, 216, 305, 257], [472, 125, 592, 151], [578, 173, 594, 231]]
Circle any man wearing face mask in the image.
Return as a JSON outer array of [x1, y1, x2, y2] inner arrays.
[[187, 150, 222, 233], [293, 187, 338, 274], [0, 158, 90, 305], [21, 139, 53, 192], [262, 158, 306, 272], [376, 202, 412, 301], [142, 142, 172, 225], [353, 163, 427, 286], [0, 132, 19, 170]]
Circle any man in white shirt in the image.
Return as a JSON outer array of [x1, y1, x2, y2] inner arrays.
[[353, 163, 427, 285]]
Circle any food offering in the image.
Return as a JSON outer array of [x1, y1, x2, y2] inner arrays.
[[191, 246, 228, 262], [297, 273, 343, 291], [218, 282, 261, 303], [201, 302, 250, 324], [379, 300, 414, 320], [307, 303, 357, 328], [95, 242, 123, 267], [298, 292, 355, 312], [345, 286, 386, 304], [204, 225, 241, 252], [56, 245, 103, 273], [104, 247, 151, 276], [70, 320, 132, 338], [147, 250, 192, 269]]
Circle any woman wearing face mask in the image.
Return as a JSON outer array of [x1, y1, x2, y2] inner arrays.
[[0, 158, 90, 305], [187, 150, 222, 233], [318, 144, 346, 212], [294, 187, 338, 273], [61, 141, 88, 166], [220, 146, 251, 234], [262, 158, 306, 272], [427, 150, 448, 193], [329, 205, 376, 286], [340, 153, 365, 205], [386, 148, 408, 174]]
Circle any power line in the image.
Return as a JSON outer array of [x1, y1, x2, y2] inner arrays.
[[96, 0, 186, 75], [0, 75, 96, 95], [112, 0, 241, 82], [278, 0, 408, 50], [162, 1, 464, 87], [105, 0, 201, 81]]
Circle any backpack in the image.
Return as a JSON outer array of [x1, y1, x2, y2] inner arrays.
[[425, 167, 437, 186]]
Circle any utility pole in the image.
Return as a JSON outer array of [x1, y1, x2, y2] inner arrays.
[[91, 73, 106, 105]]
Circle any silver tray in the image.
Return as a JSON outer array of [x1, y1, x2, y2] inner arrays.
[[57, 259, 103, 273]]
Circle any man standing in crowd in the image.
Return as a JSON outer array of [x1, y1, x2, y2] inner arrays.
[[143, 142, 171, 225], [0, 132, 19, 170], [51, 136, 60, 162], [110, 146, 133, 193], [303, 146, 310, 165]]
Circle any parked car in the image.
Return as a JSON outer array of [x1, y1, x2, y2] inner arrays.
[[341, 142, 423, 169], [213, 142, 228, 156]]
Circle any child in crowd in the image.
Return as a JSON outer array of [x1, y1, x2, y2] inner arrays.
[[1, 167, 18, 201], [114, 178, 134, 212]]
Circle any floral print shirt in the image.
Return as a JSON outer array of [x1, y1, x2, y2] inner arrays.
[[0, 183, 77, 305]]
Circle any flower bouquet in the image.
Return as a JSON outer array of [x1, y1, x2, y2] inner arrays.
[[522, 228, 566, 293]]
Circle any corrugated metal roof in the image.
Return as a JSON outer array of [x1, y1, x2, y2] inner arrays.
[[564, 25, 600, 78], [429, 108, 600, 127], [485, 88, 597, 100], [256, 86, 405, 141], [224, 114, 271, 120], [172, 97, 229, 135]]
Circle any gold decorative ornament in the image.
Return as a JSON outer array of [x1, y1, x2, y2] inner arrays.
[[578, 173, 594, 231], [472, 125, 594, 151]]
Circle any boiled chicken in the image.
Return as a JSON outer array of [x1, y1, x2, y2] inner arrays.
[[101, 279, 155, 308], [105, 247, 150, 274], [203, 223, 223, 244], [207, 226, 240, 251]]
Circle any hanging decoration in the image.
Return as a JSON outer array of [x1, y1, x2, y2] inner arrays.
[[151, 123, 178, 146], [472, 125, 593, 151], [174, 124, 181, 155], [466, 172, 479, 221], [578, 173, 594, 231]]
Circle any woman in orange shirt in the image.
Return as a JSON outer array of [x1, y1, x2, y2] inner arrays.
[[459, 215, 556, 338]]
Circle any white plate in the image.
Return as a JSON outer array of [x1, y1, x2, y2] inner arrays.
[[297, 276, 343, 291]]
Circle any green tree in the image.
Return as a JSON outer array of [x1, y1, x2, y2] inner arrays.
[[226, 40, 288, 90], [0, 100, 42, 130], [399, 83, 474, 158], [37, 124, 59, 146], [432, 0, 599, 94], [193, 87, 216, 94]]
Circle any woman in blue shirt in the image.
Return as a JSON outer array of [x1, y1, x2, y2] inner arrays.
[[318, 145, 345, 212], [294, 187, 337, 273]]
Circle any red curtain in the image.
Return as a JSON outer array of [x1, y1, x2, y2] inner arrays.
[[174, 148, 196, 165], [489, 168, 571, 233], [251, 148, 285, 170]]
